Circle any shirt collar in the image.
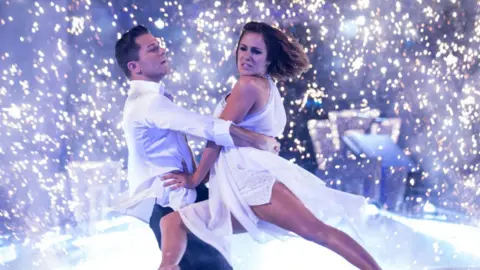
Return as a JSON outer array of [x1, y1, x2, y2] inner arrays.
[[128, 80, 166, 96]]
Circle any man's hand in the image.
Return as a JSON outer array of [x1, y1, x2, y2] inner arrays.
[[229, 125, 280, 154], [262, 137, 281, 155]]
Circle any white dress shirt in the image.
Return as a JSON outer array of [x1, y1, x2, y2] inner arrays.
[[113, 79, 234, 222]]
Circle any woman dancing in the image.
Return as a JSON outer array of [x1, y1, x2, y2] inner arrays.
[[159, 21, 381, 270]]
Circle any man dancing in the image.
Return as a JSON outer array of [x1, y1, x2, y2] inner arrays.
[[114, 25, 278, 269]]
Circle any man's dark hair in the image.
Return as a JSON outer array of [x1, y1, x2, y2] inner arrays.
[[115, 25, 150, 78]]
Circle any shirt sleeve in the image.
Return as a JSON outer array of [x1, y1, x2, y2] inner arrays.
[[145, 96, 235, 147], [167, 187, 197, 210]]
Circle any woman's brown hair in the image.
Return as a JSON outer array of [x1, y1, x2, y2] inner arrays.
[[236, 21, 310, 81]]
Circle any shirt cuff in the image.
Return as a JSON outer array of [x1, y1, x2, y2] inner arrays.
[[168, 188, 197, 210], [213, 119, 235, 147]]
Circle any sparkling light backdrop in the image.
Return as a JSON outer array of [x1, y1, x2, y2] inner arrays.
[[0, 0, 479, 239]]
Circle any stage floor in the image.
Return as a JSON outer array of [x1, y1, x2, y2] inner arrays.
[[1, 210, 480, 270]]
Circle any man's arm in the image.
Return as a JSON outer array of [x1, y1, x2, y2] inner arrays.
[[230, 125, 279, 152], [162, 76, 278, 190], [146, 96, 277, 151], [186, 76, 265, 186]]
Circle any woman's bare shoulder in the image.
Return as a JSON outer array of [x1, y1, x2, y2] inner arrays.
[[233, 75, 265, 94]]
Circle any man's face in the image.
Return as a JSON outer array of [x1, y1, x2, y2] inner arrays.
[[129, 33, 169, 81]]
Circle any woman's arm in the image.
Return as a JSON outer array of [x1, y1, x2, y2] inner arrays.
[[163, 77, 260, 189], [191, 77, 260, 185]]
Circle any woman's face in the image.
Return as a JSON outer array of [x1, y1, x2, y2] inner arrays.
[[237, 32, 269, 77]]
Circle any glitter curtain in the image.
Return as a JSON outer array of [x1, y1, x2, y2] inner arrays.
[[0, 0, 479, 237]]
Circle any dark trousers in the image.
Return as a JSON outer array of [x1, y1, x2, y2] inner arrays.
[[149, 183, 232, 270]]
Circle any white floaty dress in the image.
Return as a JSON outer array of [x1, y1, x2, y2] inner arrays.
[[178, 76, 368, 265]]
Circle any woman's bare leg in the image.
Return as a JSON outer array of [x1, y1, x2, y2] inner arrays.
[[158, 182, 381, 269], [158, 209, 245, 269], [250, 181, 381, 270], [158, 212, 187, 269]]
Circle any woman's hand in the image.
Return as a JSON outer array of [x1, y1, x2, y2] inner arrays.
[[161, 171, 197, 190]]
